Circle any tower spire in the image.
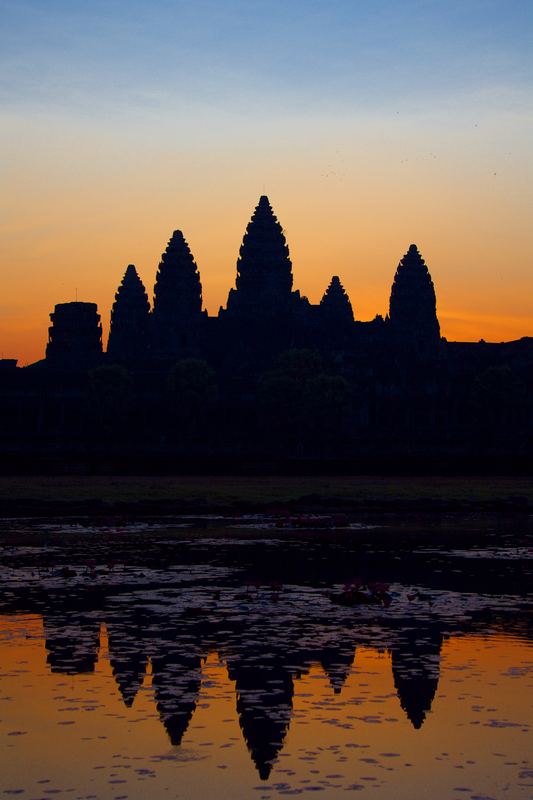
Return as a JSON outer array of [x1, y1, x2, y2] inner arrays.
[[107, 264, 150, 364], [388, 244, 440, 350], [225, 196, 294, 319], [152, 230, 203, 359], [320, 275, 354, 324]]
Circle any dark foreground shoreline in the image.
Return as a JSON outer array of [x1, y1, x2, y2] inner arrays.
[[0, 474, 531, 517]]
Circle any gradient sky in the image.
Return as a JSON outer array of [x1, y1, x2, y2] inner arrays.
[[1, 0, 532, 364]]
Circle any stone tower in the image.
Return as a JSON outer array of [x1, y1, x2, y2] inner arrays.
[[388, 244, 440, 350], [151, 230, 204, 360], [225, 195, 296, 319], [320, 276, 354, 324], [107, 264, 150, 365], [46, 302, 103, 369]]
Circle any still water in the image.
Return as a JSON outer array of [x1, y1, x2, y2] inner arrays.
[[0, 514, 532, 799]]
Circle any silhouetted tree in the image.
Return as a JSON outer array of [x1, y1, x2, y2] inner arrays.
[[257, 350, 323, 450], [88, 364, 132, 436], [257, 349, 354, 454], [470, 365, 526, 441], [274, 348, 323, 382], [167, 358, 217, 445], [302, 373, 352, 454]]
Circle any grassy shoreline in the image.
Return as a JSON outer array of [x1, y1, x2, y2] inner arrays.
[[0, 475, 531, 516]]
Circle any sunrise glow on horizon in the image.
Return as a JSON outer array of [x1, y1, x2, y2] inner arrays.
[[1, 0, 532, 365]]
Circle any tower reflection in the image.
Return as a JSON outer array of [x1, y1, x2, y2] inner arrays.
[[44, 610, 100, 675], [391, 625, 443, 729], [36, 585, 454, 778], [82, 593, 445, 778]]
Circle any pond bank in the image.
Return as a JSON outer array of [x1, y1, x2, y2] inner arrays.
[[0, 474, 531, 517]]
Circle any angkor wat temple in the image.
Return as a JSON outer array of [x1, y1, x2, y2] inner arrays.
[[1, 196, 532, 469]]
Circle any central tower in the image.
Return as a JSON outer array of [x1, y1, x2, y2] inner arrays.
[[224, 196, 295, 320], [388, 244, 440, 353]]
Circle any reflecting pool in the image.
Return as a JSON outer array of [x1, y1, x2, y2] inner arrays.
[[0, 514, 531, 799]]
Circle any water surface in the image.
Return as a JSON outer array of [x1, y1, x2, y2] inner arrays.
[[0, 513, 531, 799]]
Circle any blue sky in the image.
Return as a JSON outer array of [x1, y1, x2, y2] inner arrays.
[[1, 0, 531, 115]]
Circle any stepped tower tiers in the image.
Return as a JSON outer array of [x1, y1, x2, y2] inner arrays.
[[320, 276, 354, 324], [46, 302, 102, 369], [152, 230, 204, 359], [107, 265, 150, 365], [388, 244, 440, 350], [225, 195, 301, 320]]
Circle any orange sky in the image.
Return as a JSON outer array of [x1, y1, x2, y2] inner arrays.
[[2, 156, 532, 367], [1, 3, 532, 365]]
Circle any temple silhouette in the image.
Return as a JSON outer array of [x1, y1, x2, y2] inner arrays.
[[1, 195, 531, 467], [45, 196, 442, 369]]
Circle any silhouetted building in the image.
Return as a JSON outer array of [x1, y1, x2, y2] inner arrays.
[[389, 244, 440, 353], [2, 193, 531, 465], [0, 359, 18, 374], [152, 230, 204, 361], [224, 195, 304, 321], [320, 275, 354, 325], [46, 302, 102, 370], [107, 264, 150, 365]]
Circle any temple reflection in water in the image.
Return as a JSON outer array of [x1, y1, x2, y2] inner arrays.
[[41, 599, 444, 780]]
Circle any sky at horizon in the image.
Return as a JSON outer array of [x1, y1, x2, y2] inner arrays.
[[1, 0, 532, 364]]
